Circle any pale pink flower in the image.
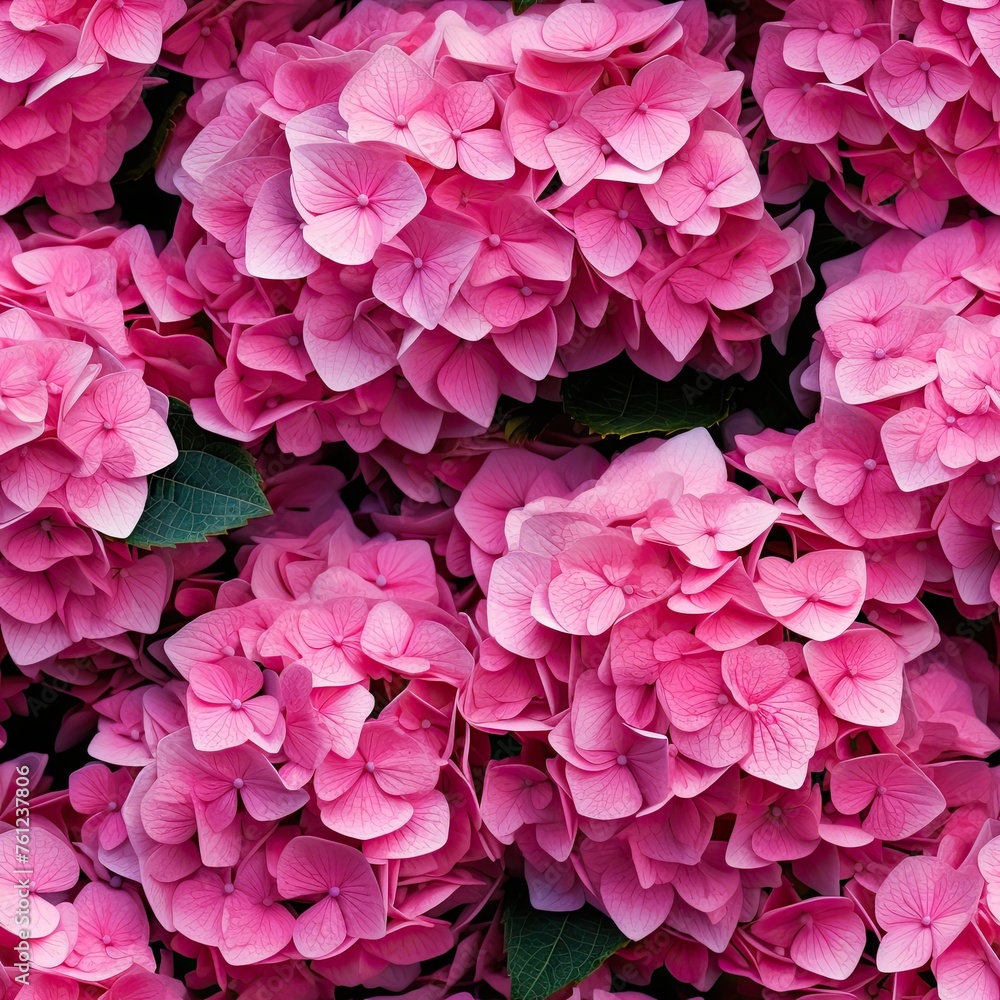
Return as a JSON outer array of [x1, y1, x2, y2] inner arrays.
[[875, 856, 980, 972]]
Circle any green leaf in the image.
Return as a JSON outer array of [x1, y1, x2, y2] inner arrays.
[[512, 0, 537, 13], [165, 402, 259, 477], [503, 884, 628, 1000], [126, 401, 270, 548], [562, 357, 733, 439]]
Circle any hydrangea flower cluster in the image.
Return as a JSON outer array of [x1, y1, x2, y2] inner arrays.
[[734, 217, 1000, 616], [72, 465, 502, 994], [11, 0, 1000, 998], [0, 0, 188, 217], [163, 0, 812, 461], [0, 210, 217, 669], [438, 429, 1000, 995], [752, 0, 1000, 236], [0, 753, 192, 999]]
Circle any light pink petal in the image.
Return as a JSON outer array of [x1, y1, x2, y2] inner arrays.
[[457, 128, 515, 181], [564, 762, 641, 820], [792, 904, 867, 979], [90, 0, 164, 63], [319, 773, 413, 839], [755, 550, 865, 641], [292, 896, 347, 959], [831, 755, 945, 839], [804, 627, 903, 726], [245, 170, 320, 279], [486, 551, 555, 658], [575, 208, 642, 277], [436, 341, 500, 427]]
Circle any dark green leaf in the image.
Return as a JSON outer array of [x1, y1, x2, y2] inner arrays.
[[562, 358, 732, 439], [504, 884, 628, 1000], [126, 400, 270, 548], [512, 0, 537, 13], [166, 402, 259, 477]]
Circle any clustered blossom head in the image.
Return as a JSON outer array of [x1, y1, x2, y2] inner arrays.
[[735, 217, 1000, 617], [0, 0, 188, 216], [0, 210, 218, 668], [74, 466, 503, 995], [0, 754, 192, 998], [387, 427, 1000, 996], [163, 0, 812, 463], [752, 0, 1000, 237]]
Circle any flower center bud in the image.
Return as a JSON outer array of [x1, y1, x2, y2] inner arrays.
[[328, 886, 341, 897], [231, 699, 243, 710], [233, 778, 244, 790], [636, 102, 649, 113], [364, 761, 376, 773], [616, 754, 628, 766], [488, 233, 501, 247], [395, 115, 407, 126], [863, 459, 877, 471], [412, 258, 423, 270], [356, 194, 370, 207]]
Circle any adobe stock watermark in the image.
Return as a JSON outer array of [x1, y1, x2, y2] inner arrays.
[[12, 761, 33, 986]]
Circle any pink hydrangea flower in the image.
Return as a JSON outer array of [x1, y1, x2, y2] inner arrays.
[[735, 218, 1000, 615], [164, 0, 811, 465], [751, 0, 1000, 235]]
